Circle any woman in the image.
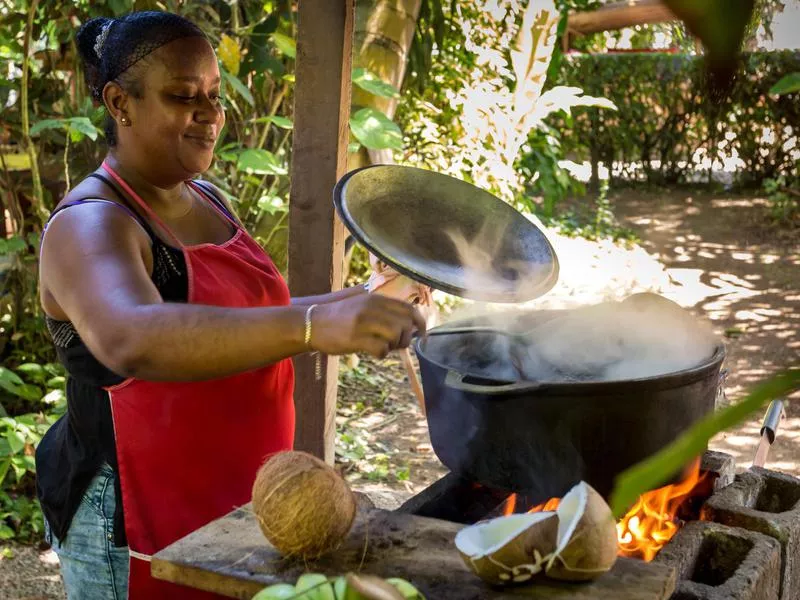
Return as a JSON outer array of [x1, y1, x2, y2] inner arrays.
[[36, 11, 426, 600]]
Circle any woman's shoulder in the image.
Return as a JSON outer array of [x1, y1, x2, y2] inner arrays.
[[192, 179, 243, 226]]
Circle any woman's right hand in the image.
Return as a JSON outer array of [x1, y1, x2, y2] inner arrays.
[[310, 293, 426, 359]]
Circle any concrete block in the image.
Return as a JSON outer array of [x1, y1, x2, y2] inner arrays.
[[702, 467, 800, 599], [654, 521, 781, 600]]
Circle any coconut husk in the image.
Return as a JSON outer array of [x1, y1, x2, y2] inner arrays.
[[545, 482, 617, 582], [455, 512, 559, 586], [251, 451, 357, 559]]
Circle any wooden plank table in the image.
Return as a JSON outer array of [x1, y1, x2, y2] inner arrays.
[[151, 505, 677, 599]]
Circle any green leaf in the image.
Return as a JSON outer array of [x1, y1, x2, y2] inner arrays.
[[15, 363, 44, 379], [237, 149, 287, 176], [0, 369, 24, 387], [769, 73, 800, 95], [221, 70, 255, 107], [29, 119, 64, 136], [352, 68, 400, 99], [0, 524, 14, 540], [4, 236, 26, 254], [349, 108, 403, 150], [253, 115, 293, 129], [257, 195, 286, 215], [610, 369, 800, 517], [347, 142, 361, 154], [270, 33, 296, 59], [10, 457, 26, 481], [66, 117, 99, 141], [5, 430, 25, 455]]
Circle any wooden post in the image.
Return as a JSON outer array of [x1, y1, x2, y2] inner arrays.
[[288, 0, 354, 463]]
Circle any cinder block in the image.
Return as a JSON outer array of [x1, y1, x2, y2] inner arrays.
[[654, 521, 781, 600], [701, 450, 736, 491], [701, 467, 800, 600]]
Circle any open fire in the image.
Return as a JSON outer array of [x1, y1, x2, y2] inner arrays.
[[501, 459, 706, 561]]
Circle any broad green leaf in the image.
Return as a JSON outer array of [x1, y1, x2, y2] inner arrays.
[[221, 70, 255, 107], [5, 430, 24, 455], [253, 115, 293, 129], [0, 524, 14, 540], [16, 363, 44, 379], [66, 117, 99, 141], [349, 108, 403, 150], [270, 33, 296, 59], [0, 459, 10, 485], [218, 34, 241, 77], [769, 73, 800, 95], [352, 68, 400, 99], [46, 376, 66, 389], [0, 368, 24, 387], [610, 369, 800, 517], [237, 149, 287, 176], [4, 236, 26, 254], [29, 119, 64, 136], [10, 457, 27, 481]]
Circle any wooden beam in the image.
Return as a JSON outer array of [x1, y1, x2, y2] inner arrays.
[[568, 0, 676, 36], [288, 0, 354, 463]]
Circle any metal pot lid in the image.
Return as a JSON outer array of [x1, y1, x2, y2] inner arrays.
[[334, 165, 559, 303]]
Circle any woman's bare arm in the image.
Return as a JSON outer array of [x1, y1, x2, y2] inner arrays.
[[40, 203, 424, 382]]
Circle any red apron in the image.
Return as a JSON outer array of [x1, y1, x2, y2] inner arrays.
[[101, 162, 295, 599]]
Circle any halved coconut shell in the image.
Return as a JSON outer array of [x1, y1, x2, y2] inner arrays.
[[455, 512, 559, 585], [545, 482, 618, 581]]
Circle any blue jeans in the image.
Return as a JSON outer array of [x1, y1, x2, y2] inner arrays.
[[45, 464, 129, 600]]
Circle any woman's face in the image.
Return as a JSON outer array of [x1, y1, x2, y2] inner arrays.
[[121, 36, 225, 182]]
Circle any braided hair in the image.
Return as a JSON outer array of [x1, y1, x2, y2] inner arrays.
[[76, 11, 207, 146]]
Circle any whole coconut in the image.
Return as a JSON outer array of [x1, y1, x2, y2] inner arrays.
[[251, 451, 357, 559]]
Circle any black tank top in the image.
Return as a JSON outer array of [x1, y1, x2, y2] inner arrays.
[[35, 173, 230, 547]]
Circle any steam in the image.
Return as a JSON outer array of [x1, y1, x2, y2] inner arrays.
[[432, 218, 719, 382], [443, 214, 558, 303]]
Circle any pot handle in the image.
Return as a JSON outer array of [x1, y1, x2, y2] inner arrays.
[[444, 370, 540, 395]]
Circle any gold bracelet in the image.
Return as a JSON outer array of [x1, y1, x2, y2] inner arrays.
[[304, 304, 322, 381], [304, 304, 317, 349]]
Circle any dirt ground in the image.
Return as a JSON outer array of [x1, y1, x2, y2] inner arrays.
[[1, 188, 797, 599]]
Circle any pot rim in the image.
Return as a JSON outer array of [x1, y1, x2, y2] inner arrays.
[[414, 327, 726, 392]]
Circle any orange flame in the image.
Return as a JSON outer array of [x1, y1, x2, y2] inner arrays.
[[501, 459, 705, 562], [502, 494, 517, 516], [529, 497, 560, 513], [617, 458, 705, 562]]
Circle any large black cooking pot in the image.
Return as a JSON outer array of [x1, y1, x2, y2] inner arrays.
[[415, 318, 726, 503]]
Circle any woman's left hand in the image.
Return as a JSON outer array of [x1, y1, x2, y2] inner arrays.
[[366, 255, 437, 327]]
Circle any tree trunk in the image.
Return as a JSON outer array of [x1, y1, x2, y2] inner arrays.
[[344, 0, 422, 278], [348, 0, 422, 170]]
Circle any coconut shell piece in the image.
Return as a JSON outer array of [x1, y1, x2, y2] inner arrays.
[[455, 512, 559, 586], [545, 482, 618, 582]]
